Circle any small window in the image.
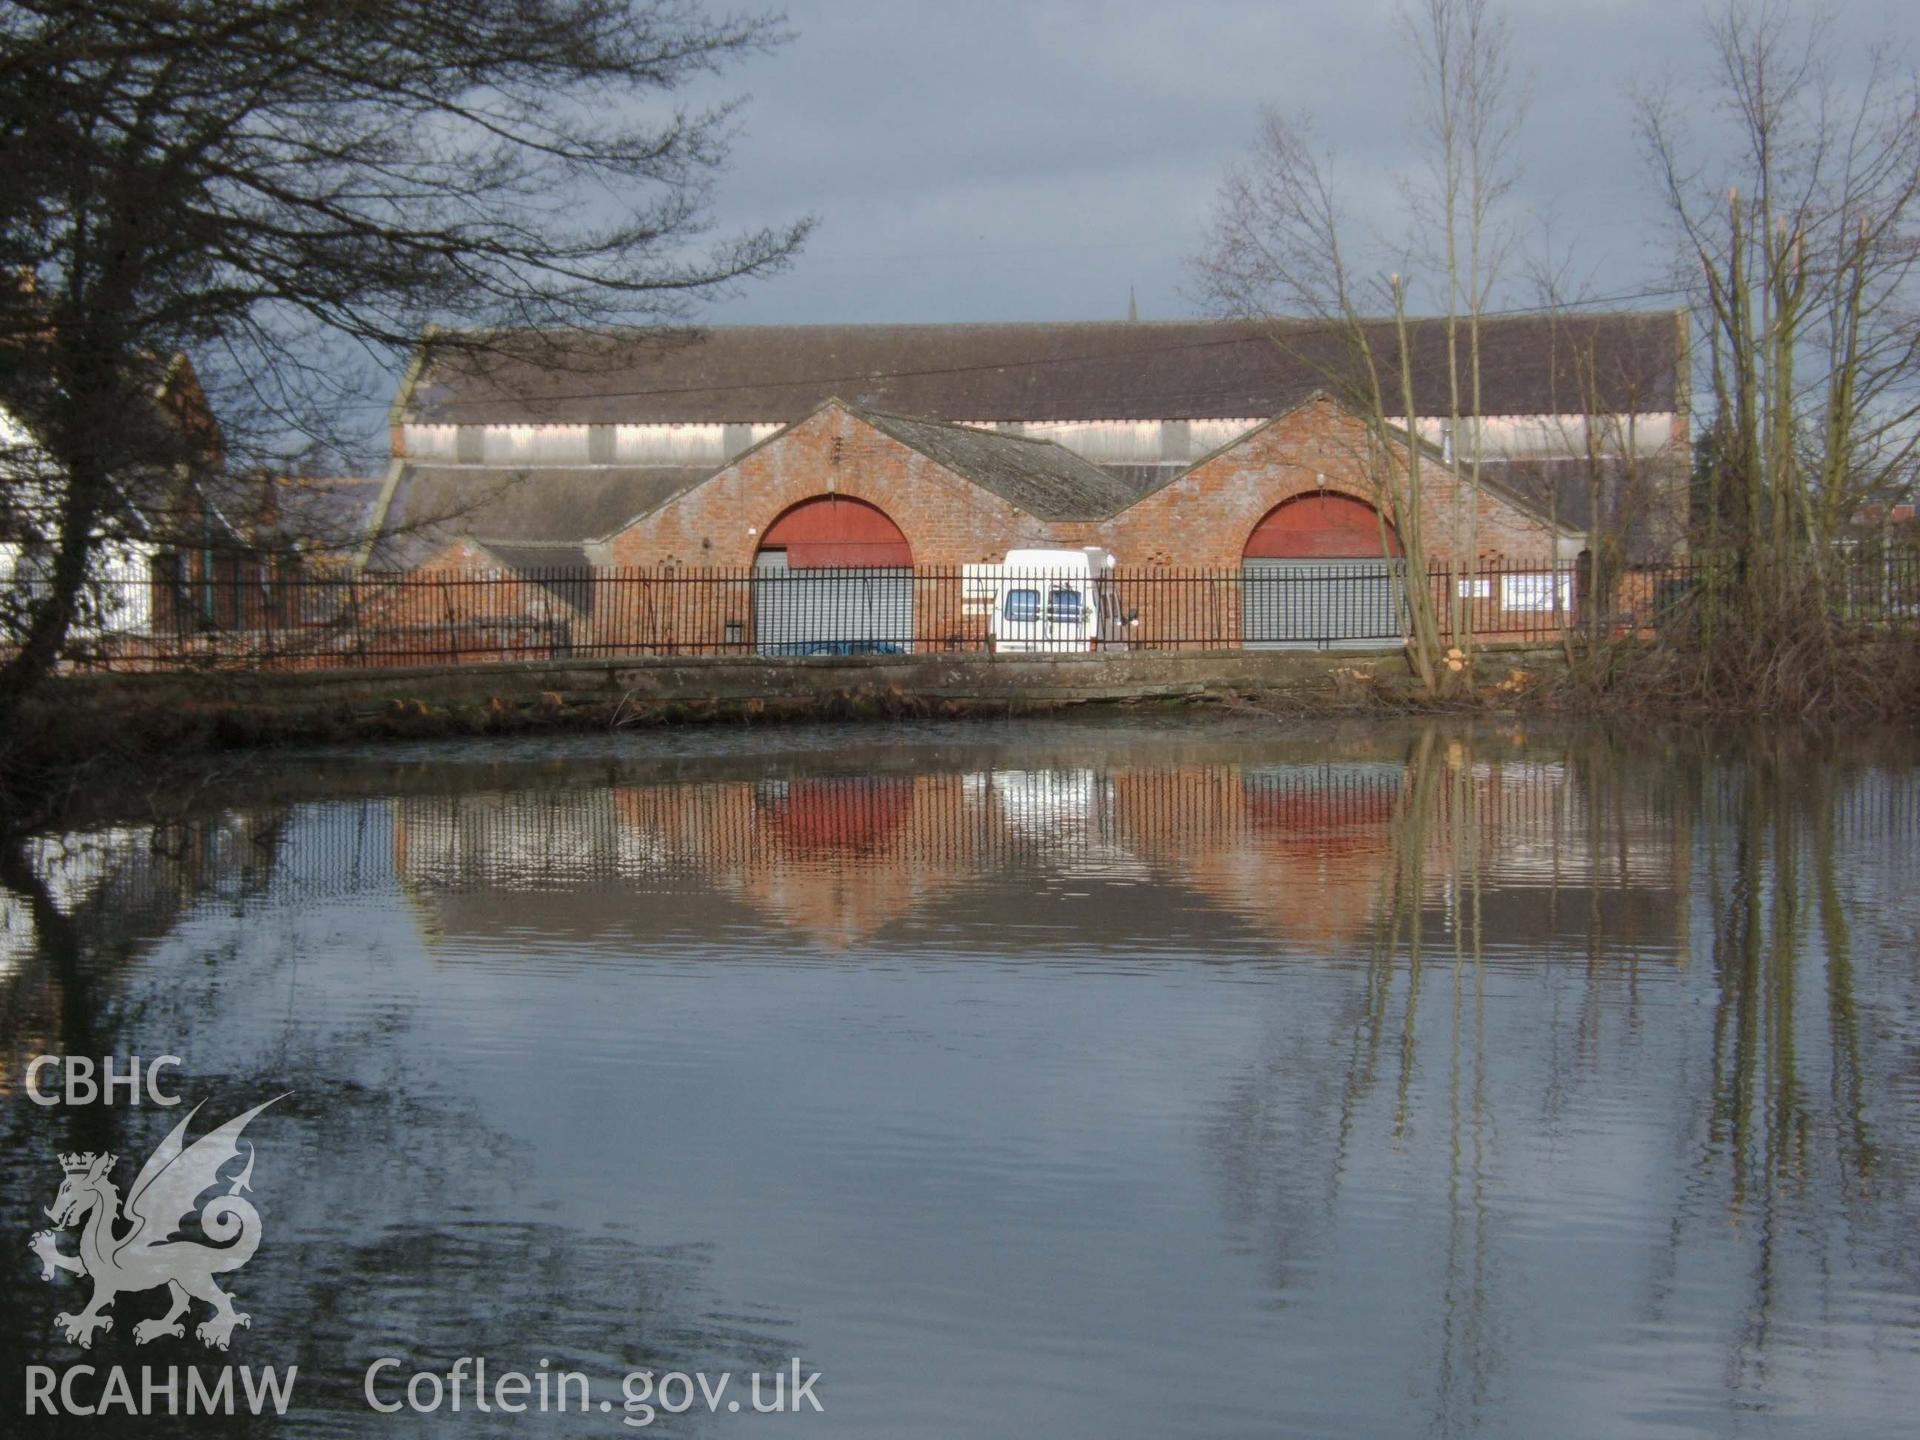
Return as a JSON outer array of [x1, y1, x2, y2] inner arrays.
[[1047, 588, 1085, 624], [962, 564, 1001, 614], [1501, 573, 1573, 612], [1003, 588, 1040, 622]]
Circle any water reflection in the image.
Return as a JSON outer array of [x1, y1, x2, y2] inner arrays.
[[382, 739, 1691, 962], [0, 814, 794, 1437], [2, 721, 1917, 1437]]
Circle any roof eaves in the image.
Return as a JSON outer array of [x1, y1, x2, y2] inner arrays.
[[534, 470, 706, 548], [388, 326, 440, 428], [353, 456, 411, 572]]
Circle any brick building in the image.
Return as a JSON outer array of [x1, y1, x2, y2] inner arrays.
[[364, 315, 1686, 648]]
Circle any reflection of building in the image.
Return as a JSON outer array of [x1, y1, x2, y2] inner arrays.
[[623, 774, 980, 948], [1117, 764, 1406, 949], [387, 749, 1691, 957]]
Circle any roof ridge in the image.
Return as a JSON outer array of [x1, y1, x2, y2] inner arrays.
[[403, 315, 1684, 432], [856, 405, 1077, 453], [423, 311, 1677, 342], [856, 407, 1129, 486]]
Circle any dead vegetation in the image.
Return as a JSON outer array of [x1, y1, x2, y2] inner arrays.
[[1553, 619, 1920, 723]]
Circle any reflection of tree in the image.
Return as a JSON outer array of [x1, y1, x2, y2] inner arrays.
[[1205, 726, 1508, 1436], [2, 1078, 781, 1437], [0, 817, 796, 1438], [1671, 738, 1894, 1398], [1382, 728, 1500, 1438], [1812, 781, 1876, 1189], [1205, 975, 1376, 1299], [246, 1086, 785, 1438], [0, 812, 291, 1150], [1206, 723, 1916, 1431], [1198, 733, 1920, 1440], [0, 816, 302, 1436]]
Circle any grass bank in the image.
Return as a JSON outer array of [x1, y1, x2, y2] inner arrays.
[[0, 646, 1538, 832], [9, 630, 1915, 834]]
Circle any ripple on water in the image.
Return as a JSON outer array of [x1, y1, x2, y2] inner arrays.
[[4, 719, 1919, 1438]]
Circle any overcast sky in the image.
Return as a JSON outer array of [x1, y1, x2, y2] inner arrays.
[[689, 0, 1911, 327], [332, 0, 1912, 452]]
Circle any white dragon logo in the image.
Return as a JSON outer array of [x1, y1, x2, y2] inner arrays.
[[28, 1096, 287, 1350]]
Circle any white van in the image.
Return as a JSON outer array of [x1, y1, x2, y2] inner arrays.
[[988, 547, 1135, 653]]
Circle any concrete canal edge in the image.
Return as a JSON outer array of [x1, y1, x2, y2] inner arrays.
[[24, 644, 1567, 751]]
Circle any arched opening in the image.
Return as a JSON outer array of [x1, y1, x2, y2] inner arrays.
[[753, 495, 914, 654], [1242, 492, 1402, 560], [1243, 763, 1403, 853], [761, 777, 914, 856], [757, 495, 912, 568], [1241, 492, 1408, 649]]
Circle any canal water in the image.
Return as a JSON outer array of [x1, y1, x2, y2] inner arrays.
[[2, 718, 1917, 1437]]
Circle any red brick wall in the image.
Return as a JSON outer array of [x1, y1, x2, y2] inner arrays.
[[598, 405, 1056, 571], [597, 398, 1565, 574], [579, 398, 1574, 650], [360, 539, 583, 662], [487, 397, 1586, 652], [1092, 397, 1565, 569], [596, 406, 1069, 650], [1084, 400, 1571, 644]]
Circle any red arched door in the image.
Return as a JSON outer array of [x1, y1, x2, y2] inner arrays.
[[1242, 493, 1407, 648], [754, 496, 915, 654], [757, 495, 912, 568], [1243, 493, 1402, 559]]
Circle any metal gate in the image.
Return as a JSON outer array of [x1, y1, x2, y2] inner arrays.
[[753, 551, 915, 654], [1241, 558, 1407, 649]]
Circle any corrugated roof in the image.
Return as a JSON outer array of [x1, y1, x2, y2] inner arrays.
[[368, 464, 710, 567], [405, 314, 1683, 426], [365, 391, 1589, 565], [1486, 456, 1677, 562], [855, 406, 1147, 521], [471, 542, 596, 614]]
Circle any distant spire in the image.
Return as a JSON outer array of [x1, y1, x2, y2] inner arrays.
[[1127, 286, 1139, 323]]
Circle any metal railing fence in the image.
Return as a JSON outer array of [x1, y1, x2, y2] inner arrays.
[[5, 553, 1915, 672]]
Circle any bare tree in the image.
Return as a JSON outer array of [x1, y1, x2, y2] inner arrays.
[[1194, 115, 1445, 691], [1522, 242, 1694, 648], [0, 0, 810, 730], [1638, 0, 1920, 627], [1398, 0, 1524, 650], [1193, 0, 1526, 692]]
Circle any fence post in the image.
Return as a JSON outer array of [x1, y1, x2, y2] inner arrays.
[[349, 578, 369, 668], [1578, 549, 1596, 642], [52, 558, 1854, 676]]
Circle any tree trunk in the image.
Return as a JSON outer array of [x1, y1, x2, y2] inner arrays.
[[0, 455, 108, 736]]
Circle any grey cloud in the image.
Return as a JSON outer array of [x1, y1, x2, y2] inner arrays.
[[327, 0, 1913, 449], [693, 0, 1913, 324]]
